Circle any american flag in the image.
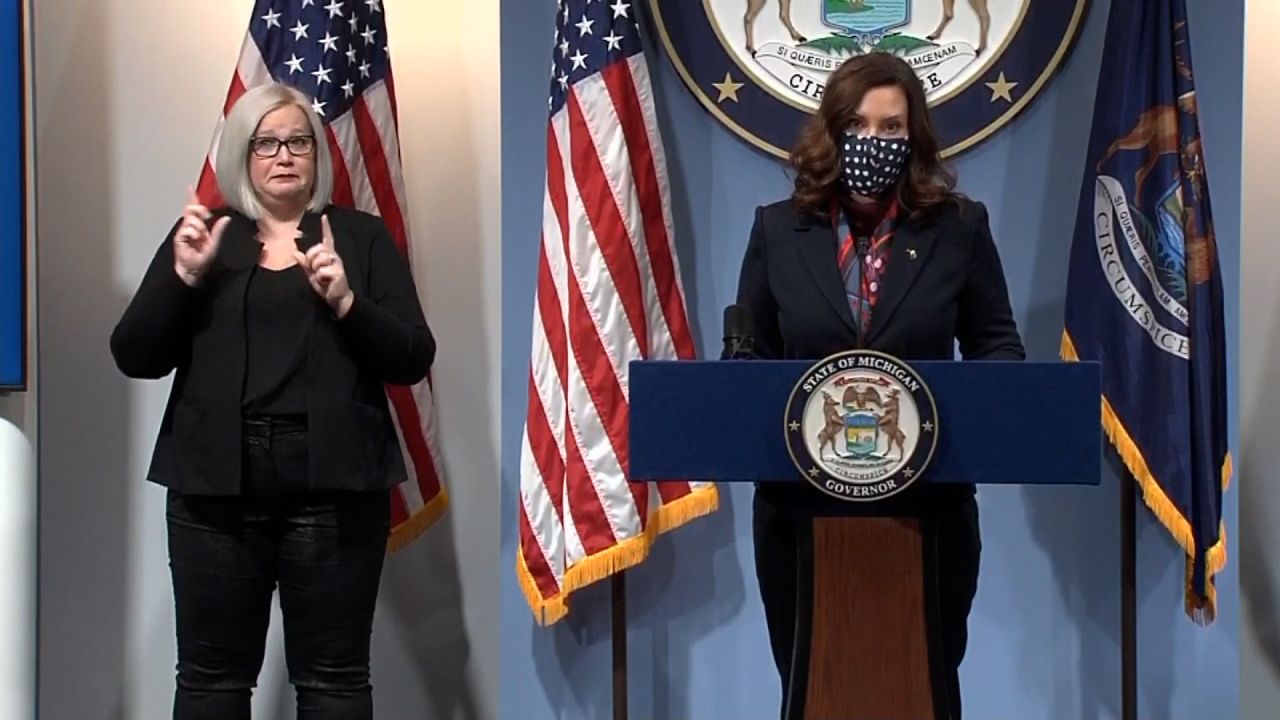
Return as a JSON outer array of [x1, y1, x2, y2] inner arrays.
[[196, 0, 448, 548], [516, 0, 719, 624]]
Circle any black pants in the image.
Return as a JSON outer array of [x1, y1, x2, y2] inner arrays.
[[166, 416, 391, 720], [752, 490, 981, 720]]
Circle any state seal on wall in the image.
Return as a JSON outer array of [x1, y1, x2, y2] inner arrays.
[[647, 0, 1090, 158]]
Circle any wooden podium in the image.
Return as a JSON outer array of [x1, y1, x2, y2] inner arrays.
[[628, 359, 1101, 720]]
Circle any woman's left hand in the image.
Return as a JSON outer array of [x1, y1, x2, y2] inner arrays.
[[295, 214, 355, 318]]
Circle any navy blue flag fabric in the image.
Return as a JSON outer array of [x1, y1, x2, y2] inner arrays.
[[1063, 0, 1231, 621]]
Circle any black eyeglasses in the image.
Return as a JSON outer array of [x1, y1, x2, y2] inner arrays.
[[250, 135, 316, 158]]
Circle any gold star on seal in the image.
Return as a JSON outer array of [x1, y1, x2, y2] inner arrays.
[[789, 421, 801, 432], [903, 467, 916, 479], [808, 467, 820, 478], [711, 72, 744, 103], [985, 72, 1018, 103]]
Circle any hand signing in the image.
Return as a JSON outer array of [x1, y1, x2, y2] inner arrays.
[[173, 187, 230, 287], [294, 214, 354, 318]]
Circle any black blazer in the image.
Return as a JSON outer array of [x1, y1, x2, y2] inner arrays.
[[110, 205, 435, 496], [736, 196, 1024, 512]]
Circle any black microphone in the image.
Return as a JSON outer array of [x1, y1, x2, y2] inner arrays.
[[855, 235, 871, 262], [722, 304, 754, 359]]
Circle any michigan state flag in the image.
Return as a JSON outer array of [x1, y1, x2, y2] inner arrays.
[[1062, 0, 1232, 622]]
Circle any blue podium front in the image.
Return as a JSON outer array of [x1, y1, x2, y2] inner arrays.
[[627, 356, 1103, 719], [629, 359, 1102, 488]]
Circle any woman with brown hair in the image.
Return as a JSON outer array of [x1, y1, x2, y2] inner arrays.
[[735, 52, 1024, 717]]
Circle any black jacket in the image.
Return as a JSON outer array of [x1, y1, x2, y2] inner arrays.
[[736, 196, 1024, 512], [110, 205, 435, 495]]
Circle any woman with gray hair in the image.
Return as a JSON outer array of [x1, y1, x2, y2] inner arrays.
[[110, 82, 434, 720]]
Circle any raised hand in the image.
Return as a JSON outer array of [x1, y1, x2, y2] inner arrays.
[[173, 187, 230, 287], [294, 214, 354, 318]]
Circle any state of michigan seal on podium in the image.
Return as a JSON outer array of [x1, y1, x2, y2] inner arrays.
[[648, 0, 1090, 157], [785, 351, 938, 501]]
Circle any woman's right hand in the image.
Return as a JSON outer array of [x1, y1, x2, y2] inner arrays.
[[173, 188, 230, 287]]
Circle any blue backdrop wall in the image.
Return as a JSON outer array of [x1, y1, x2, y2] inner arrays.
[[499, 0, 1242, 717], [0, 0, 24, 390]]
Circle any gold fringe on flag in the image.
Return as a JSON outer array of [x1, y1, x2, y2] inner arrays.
[[517, 484, 720, 625], [1061, 331, 1232, 621], [518, 550, 571, 626], [386, 489, 450, 553]]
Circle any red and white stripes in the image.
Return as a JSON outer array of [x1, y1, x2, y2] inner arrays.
[[517, 52, 717, 625]]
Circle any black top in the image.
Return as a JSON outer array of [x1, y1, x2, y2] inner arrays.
[[733, 196, 1025, 514], [109, 205, 435, 496], [242, 265, 313, 415]]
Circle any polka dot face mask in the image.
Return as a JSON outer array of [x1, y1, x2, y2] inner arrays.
[[839, 132, 910, 198]]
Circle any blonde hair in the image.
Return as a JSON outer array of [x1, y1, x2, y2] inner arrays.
[[215, 82, 333, 218]]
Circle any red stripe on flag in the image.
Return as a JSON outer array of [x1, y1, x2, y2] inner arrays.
[[655, 481, 693, 504], [195, 159, 225, 209], [526, 369, 566, 521], [390, 487, 410, 527], [562, 416, 618, 555], [223, 72, 247, 116], [543, 125, 573, 403], [565, 90, 651, 358], [602, 62, 696, 359], [519, 504, 562, 599], [351, 95, 409, 254], [387, 384, 443, 501], [324, 126, 356, 207]]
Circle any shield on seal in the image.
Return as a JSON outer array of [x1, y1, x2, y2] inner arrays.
[[843, 410, 880, 457], [821, 0, 910, 38]]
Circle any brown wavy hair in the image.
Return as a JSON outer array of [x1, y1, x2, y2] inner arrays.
[[790, 52, 957, 222]]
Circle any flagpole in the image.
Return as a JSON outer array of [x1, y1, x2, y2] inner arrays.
[[1121, 472, 1136, 720], [612, 572, 629, 720]]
